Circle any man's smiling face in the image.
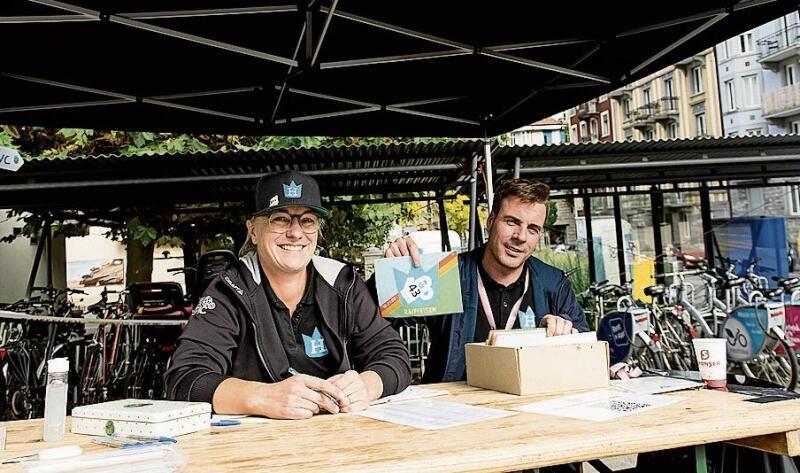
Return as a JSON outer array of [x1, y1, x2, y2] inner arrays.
[[485, 197, 547, 272]]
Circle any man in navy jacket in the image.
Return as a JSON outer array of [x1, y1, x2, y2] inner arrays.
[[384, 179, 589, 383]]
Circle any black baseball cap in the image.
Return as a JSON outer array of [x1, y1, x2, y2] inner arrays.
[[252, 170, 330, 217]]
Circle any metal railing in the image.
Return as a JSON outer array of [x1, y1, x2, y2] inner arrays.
[[763, 83, 800, 116], [660, 96, 679, 112], [757, 23, 800, 60]]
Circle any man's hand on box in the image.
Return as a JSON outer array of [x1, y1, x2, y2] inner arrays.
[[384, 235, 421, 267], [539, 314, 578, 337]]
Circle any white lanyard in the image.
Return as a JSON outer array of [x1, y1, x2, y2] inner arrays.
[[476, 268, 530, 330]]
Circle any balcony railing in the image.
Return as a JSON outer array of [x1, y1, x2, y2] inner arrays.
[[660, 96, 679, 112], [757, 23, 800, 60], [762, 83, 800, 117], [632, 103, 658, 126], [576, 101, 598, 118]]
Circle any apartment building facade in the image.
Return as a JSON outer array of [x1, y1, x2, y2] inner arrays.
[[509, 117, 566, 146], [608, 48, 723, 142], [716, 12, 800, 136], [565, 96, 614, 143]]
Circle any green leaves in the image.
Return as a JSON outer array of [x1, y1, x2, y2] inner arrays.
[[127, 217, 158, 246]]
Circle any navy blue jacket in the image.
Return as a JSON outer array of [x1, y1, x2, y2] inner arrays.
[[420, 247, 590, 383]]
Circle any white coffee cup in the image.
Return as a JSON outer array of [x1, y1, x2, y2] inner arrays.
[[692, 338, 727, 390]]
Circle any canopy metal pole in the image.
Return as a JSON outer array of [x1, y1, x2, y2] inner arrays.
[[46, 221, 53, 287], [437, 192, 452, 252], [484, 140, 495, 213], [513, 157, 521, 179], [651, 187, 665, 285], [26, 218, 50, 299], [700, 183, 715, 268], [582, 193, 597, 283], [612, 193, 627, 284], [468, 153, 479, 251]]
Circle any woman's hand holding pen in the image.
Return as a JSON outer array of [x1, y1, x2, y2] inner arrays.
[[250, 374, 346, 419]]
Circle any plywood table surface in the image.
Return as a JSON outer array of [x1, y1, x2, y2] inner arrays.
[[2, 382, 800, 472]]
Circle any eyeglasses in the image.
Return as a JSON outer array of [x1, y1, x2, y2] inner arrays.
[[263, 212, 321, 234]]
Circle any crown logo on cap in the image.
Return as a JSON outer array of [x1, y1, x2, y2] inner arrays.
[[283, 180, 302, 198]]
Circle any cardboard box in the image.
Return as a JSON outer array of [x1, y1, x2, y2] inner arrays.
[[72, 399, 211, 437], [465, 341, 610, 396]]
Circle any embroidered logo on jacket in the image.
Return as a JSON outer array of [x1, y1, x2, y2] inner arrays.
[[224, 276, 244, 295], [519, 306, 537, 328], [283, 180, 302, 198], [195, 296, 216, 315], [302, 328, 329, 358]]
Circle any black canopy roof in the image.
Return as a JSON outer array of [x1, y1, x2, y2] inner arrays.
[[4, 136, 800, 210], [2, 1, 797, 137]]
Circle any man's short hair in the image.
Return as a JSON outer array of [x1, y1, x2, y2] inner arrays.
[[491, 179, 551, 214]]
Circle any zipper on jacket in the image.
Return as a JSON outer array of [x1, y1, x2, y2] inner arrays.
[[341, 273, 357, 369], [250, 320, 275, 382]]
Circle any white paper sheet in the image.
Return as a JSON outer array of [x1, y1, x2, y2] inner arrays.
[[515, 389, 684, 422], [526, 331, 598, 346], [356, 399, 515, 430], [610, 376, 704, 395], [371, 386, 450, 405]]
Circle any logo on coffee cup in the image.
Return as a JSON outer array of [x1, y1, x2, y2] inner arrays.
[[700, 349, 709, 360]]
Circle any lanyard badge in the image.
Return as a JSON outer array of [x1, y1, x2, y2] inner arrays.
[[477, 269, 532, 330]]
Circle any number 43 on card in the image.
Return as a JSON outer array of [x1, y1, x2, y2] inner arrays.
[[375, 251, 463, 318]]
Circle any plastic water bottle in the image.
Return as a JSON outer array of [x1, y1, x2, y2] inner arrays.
[[43, 357, 69, 442]]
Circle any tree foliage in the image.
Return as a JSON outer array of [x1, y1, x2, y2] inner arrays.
[[1, 125, 462, 280]]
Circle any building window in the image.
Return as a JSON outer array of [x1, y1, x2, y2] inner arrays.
[[742, 74, 760, 107], [590, 118, 599, 141], [622, 98, 632, 119], [663, 78, 675, 107], [570, 124, 578, 142], [580, 122, 587, 141], [739, 32, 753, 54], [601, 111, 610, 137], [542, 131, 551, 145], [786, 64, 796, 86], [746, 128, 763, 136], [725, 79, 736, 111], [790, 185, 800, 215], [691, 66, 703, 95], [642, 88, 651, 106], [695, 113, 706, 136], [668, 122, 678, 139], [645, 129, 655, 141], [792, 121, 800, 134], [722, 40, 730, 60]]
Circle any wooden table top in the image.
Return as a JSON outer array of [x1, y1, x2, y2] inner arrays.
[[2, 382, 800, 472]]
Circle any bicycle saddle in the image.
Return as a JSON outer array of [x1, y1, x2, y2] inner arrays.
[[722, 277, 747, 288], [643, 284, 666, 297], [773, 276, 800, 288]]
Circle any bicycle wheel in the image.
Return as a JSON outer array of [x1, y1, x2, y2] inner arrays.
[[662, 315, 696, 371], [741, 337, 799, 391], [632, 346, 665, 371]]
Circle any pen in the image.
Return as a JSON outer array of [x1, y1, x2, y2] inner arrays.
[[287, 367, 340, 408]]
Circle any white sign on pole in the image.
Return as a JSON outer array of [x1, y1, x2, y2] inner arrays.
[[0, 147, 23, 172]]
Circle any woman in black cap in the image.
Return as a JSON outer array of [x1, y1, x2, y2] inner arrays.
[[166, 171, 411, 419]]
